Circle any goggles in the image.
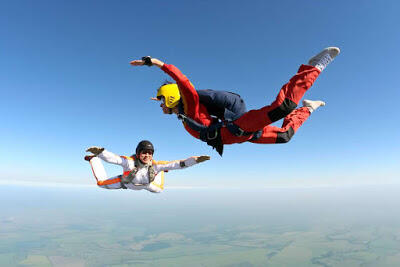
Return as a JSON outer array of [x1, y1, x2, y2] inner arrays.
[[140, 150, 154, 155]]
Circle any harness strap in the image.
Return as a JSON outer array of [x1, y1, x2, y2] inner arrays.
[[120, 156, 156, 186], [118, 175, 128, 189], [177, 114, 210, 132], [177, 113, 262, 150], [177, 114, 224, 156], [226, 123, 254, 137]]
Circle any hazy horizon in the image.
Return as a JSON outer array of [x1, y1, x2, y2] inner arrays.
[[2, 183, 400, 266]]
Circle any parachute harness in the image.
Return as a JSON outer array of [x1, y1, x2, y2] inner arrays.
[[120, 157, 156, 189], [177, 113, 262, 156]]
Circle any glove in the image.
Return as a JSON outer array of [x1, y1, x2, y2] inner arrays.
[[195, 155, 210, 163], [86, 146, 104, 156]]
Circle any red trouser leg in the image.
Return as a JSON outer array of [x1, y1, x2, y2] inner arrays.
[[249, 107, 311, 144], [233, 64, 320, 132]]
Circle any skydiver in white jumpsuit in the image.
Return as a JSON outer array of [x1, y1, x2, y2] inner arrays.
[[84, 140, 210, 193]]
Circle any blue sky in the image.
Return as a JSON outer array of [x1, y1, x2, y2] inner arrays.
[[1, 0, 399, 188]]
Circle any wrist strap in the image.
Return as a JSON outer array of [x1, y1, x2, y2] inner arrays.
[[142, 56, 153, 66]]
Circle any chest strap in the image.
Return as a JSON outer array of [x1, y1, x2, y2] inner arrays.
[[120, 156, 156, 187]]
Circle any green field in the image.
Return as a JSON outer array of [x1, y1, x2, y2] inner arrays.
[[2, 185, 400, 266], [2, 221, 400, 267]]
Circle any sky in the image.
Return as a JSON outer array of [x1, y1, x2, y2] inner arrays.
[[1, 0, 399, 188]]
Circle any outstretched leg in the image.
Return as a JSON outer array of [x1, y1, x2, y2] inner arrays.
[[234, 47, 339, 133], [87, 157, 122, 189], [249, 100, 325, 144]]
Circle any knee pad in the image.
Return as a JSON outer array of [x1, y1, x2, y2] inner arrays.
[[276, 127, 295, 143], [268, 98, 297, 122]]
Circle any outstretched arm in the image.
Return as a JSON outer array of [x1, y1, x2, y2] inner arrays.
[[130, 57, 201, 120], [130, 57, 190, 87], [130, 57, 165, 68], [85, 146, 130, 169], [153, 155, 210, 172]]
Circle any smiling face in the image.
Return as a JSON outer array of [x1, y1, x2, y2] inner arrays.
[[138, 150, 153, 165]]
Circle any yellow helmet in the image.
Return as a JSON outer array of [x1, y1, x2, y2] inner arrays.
[[156, 83, 181, 108]]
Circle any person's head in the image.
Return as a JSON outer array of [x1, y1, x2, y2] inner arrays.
[[135, 140, 154, 164], [156, 81, 180, 114]]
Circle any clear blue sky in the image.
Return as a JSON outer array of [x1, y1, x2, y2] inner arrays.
[[1, 0, 399, 187]]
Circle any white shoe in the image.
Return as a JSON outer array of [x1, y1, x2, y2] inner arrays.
[[308, 47, 340, 71], [302, 99, 325, 113]]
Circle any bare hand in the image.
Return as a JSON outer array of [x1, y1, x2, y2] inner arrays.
[[194, 155, 210, 163], [130, 60, 145, 66]]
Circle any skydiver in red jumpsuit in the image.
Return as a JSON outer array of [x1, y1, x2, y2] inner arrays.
[[130, 47, 340, 155]]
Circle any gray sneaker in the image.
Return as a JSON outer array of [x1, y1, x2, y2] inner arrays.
[[308, 47, 340, 71]]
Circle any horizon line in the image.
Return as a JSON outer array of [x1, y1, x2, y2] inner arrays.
[[1, 179, 400, 190]]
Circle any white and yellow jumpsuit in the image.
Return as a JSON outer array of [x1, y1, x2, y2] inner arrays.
[[88, 149, 198, 193]]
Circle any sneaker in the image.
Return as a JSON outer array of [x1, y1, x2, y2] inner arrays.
[[308, 47, 340, 71], [302, 99, 325, 113]]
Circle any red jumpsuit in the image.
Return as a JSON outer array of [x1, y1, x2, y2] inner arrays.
[[161, 64, 320, 145]]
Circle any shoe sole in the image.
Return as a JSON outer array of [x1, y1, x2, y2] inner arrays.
[[308, 47, 340, 65]]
